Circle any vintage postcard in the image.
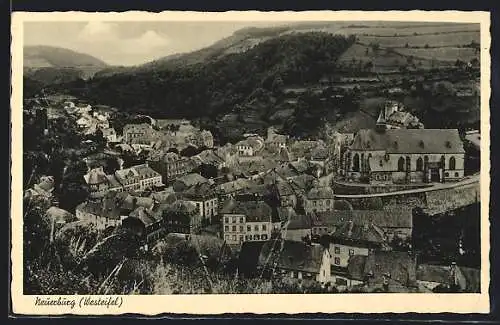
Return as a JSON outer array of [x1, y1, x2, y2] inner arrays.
[[10, 10, 491, 315]]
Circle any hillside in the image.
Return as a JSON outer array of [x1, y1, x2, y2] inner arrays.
[[29, 22, 480, 142], [48, 32, 357, 140], [24, 45, 108, 69], [24, 46, 109, 85]]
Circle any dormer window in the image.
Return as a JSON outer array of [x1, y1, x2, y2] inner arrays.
[[445, 141, 452, 148], [419, 140, 424, 148]]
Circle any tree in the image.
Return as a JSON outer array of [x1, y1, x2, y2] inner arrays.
[[59, 160, 90, 212]]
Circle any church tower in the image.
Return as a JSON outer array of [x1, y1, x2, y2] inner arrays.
[[375, 105, 388, 132]]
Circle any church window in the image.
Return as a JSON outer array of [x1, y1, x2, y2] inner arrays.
[[416, 157, 423, 171], [353, 154, 360, 172], [398, 157, 405, 171], [449, 156, 456, 170]]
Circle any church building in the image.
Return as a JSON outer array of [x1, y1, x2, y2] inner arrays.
[[342, 109, 465, 184]]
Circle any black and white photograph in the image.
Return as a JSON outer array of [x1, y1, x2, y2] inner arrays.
[[11, 11, 490, 314]]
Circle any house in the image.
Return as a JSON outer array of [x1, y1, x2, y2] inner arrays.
[[272, 179, 297, 208], [192, 150, 226, 170], [200, 130, 214, 148], [329, 220, 388, 270], [147, 151, 195, 184], [258, 240, 331, 284], [266, 127, 288, 150], [172, 173, 209, 192], [285, 214, 313, 242], [310, 208, 413, 241], [161, 200, 202, 234], [236, 138, 263, 157], [24, 175, 55, 200], [216, 178, 254, 200], [220, 199, 273, 245], [416, 263, 480, 293], [344, 127, 465, 184], [123, 123, 152, 144], [45, 206, 75, 226], [122, 206, 165, 250], [114, 163, 163, 192], [344, 250, 418, 292], [84, 166, 111, 198], [181, 182, 218, 224], [75, 196, 128, 230], [304, 186, 335, 215]]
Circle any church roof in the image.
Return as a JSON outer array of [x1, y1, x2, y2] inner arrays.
[[350, 129, 465, 154]]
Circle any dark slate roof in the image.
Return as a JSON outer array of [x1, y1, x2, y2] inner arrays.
[[258, 240, 325, 274], [129, 207, 160, 226], [182, 182, 216, 200], [175, 173, 208, 187], [275, 180, 295, 197], [220, 199, 272, 222], [350, 129, 465, 154]]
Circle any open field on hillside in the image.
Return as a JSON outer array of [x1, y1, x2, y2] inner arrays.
[[358, 31, 479, 48], [336, 24, 478, 37], [395, 47, 478, 62]]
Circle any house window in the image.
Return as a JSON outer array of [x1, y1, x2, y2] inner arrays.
[[232, 235, 236, 241], [262, 224, 267, 231], [239, 217, 244, 223], [254, 225, 259, 231], [334, 246, 341, 254], [232, 225, 236, 231], [445, 172, 449, 177], [239, 235, 244, 242], [455, 172, 459, 177], [254, 234, 260, 240], [334, 257, 340, 265], [225, 235, 230, 241], [247, 225, 251, 232], [224, 226, 229, 232], [232, 217, 236, 223], [239, 225, 244, 232], [349, 249, 355, 256], [398, 157, 405, 171], [262, 234, 268, 240], [449, 156, 456, 170]]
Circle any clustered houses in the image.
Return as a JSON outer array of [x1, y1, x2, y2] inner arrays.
[[84, 164, 163, 198], [47, 98, 478, 292]]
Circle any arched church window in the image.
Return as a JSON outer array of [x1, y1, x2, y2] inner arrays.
[[398, 157, 405, 172], [353, 153, 360, 172], [416, 157, 423, 171], [449, 156, 456, 170]]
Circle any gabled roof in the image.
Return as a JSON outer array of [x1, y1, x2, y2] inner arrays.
[[306, 186, 334, 200], [174, 173, 208, 187], [287, 214, 312, 230], [84, 168, 108, 185], [258, 240, 326, 274], [182, 182, 216, 200], [350, 129, 465, 154], [220, 199, 272, 222]]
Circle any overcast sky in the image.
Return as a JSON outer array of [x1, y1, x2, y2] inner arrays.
[[23, 21, 289, 66]]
